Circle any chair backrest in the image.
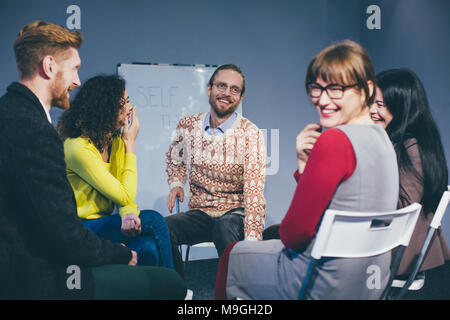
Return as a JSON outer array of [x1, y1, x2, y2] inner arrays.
[[311, 202, 422, 260], [430, 185, 450, 229], [393, 186, 450, 299], [298, 203, 422, 300]]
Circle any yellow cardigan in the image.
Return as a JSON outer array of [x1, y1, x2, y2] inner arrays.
[[64, 135, 139, 219]]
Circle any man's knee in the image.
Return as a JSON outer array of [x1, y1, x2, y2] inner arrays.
[[213, 213, 244, 254]]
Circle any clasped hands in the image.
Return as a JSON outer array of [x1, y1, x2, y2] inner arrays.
[[120, 213, 140, 266], [121, 213, 141, 237]]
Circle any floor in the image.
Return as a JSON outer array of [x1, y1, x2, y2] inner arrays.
[[397, 262, 450, 300], [183, 258, 450, 300], [184, 258, 218, 300]]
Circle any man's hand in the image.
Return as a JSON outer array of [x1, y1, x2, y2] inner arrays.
[[296, 123, 322, 174], [128, 250, 138, 266], [167, 187, 184, 213], [121, 213, 141, 237]]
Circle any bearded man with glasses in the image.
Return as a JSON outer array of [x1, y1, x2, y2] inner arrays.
[[165, 64, 267, 279]]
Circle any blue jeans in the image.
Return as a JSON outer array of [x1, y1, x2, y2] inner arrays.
[[82, 210, 174, 269]]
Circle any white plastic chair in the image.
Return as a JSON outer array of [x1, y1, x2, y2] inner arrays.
[[391, 186, 450, 300], [298, 203, 422, 300]]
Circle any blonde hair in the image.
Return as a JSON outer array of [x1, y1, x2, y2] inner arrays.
[[14, 20, 83, 79], [305, 40, 376, 106]]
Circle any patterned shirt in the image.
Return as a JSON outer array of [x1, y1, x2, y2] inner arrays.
[[166, 112, 266, 240]]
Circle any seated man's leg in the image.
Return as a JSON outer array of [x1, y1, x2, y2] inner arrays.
[[165, 210, 213, 279], [262, 224, 281, 240], [129, 209, 175, 269], [91, 264, 186, 300], [212, 208, 245, 256]]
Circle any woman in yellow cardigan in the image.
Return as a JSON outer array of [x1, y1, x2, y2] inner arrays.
[[57, 74, 174, 269]]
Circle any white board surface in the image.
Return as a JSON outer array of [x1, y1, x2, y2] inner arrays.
[[117, 63, 243, 216]]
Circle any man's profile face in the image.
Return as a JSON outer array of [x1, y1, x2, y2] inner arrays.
[[207, 69, 244, 118], [51, 47, 81, 110]]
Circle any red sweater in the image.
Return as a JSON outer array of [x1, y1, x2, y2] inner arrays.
[[279, 128, 357, 251]]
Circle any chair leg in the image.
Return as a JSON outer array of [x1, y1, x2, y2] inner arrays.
[[396, 230, 435, 300], [185, 245, 191, 263], [380, 245, 406, 299], [298, 258, 317, 300]]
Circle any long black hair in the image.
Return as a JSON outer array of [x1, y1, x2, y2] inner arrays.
[[57, 74, 126, 152], [377, 68, 448, 214]]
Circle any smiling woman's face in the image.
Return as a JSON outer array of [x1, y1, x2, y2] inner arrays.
[[369, 87, 393, 128], [311, 78, 367, 128]]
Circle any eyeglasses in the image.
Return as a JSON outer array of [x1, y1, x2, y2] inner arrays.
[[305, 82, 359, 99], [212, 82, 242, 96]]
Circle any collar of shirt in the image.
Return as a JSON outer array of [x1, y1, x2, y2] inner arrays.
[[204, 112, 237, 136], [37, 96, 52, 124]]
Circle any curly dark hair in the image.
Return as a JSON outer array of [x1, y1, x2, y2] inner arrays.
[[57, 74, 126, 151]]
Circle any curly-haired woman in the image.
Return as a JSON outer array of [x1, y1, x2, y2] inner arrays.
[[58, 74, 174, 269]]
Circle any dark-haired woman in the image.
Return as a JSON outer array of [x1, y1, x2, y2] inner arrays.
[[370, 68, 450, 278], [58, 74, 174, 269]]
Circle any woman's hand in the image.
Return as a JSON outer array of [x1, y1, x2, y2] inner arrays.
[[121, 107, 140, 154], [121, 213, 141, 237], [296, 123, 322, 174]]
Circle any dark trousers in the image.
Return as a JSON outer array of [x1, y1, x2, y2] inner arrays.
[[91, 264, 186, 300], [262, 224, 281, 240], [165, 208, 245, 279]]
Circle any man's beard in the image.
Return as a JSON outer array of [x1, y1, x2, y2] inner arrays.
[[51, 72, 71, 110], [209, 95, 239, 118]]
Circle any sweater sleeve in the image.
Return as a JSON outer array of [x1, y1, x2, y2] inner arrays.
[[243, 126, 267, 241], [166, 119, 188, 190], [279, 128, 356, 250]]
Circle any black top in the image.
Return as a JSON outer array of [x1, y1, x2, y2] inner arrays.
[[0, 82, 131, 299]]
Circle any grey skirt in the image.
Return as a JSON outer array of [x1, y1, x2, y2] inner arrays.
[[226, 239, 391, 300]]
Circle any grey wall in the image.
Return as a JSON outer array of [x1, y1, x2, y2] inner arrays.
[[361, 0, 450, 240], [0, 1, 448, 237]]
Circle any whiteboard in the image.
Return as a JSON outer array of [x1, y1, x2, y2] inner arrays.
[[117, 63, 243, 216]]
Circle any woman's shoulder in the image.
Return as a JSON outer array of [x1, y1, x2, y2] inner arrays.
[[402, 137, 421, 166], [64, 137, 94, 149], [64, 136, 97, 158], [317, 127, 351, 143], [403, 137, 418, 150], [311, 128, 354, 155]]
